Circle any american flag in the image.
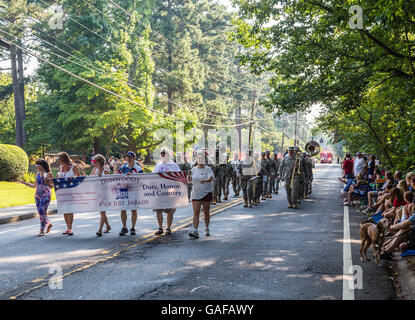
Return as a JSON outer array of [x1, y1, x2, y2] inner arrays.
[[158, 172, 187, 184], [53, 177, 86, 191]]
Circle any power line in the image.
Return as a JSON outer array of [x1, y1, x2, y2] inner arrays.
[[0, 31, 253, 128], [105, 0, 259, 92], [4, 16, 252, 122], [34, 0, 254, 106], [6, 13, 254, 120]]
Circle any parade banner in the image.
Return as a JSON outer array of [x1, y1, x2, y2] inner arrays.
[[53, 173, 188, 214]]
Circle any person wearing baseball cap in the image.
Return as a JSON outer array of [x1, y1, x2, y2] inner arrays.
[[114, 151, 143, 236]]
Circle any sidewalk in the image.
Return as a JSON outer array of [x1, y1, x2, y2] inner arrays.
[[0, 201, 57, 225], [395, 253, 415, 300]]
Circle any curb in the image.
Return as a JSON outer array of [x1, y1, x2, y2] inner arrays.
[[395, 253, 415, 300], [0, 209, 58, 225]]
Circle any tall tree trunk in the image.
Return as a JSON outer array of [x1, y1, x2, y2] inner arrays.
[[93, 138, 103, 155], [10, 45, 24, 148], [17, 43, 26, 144]]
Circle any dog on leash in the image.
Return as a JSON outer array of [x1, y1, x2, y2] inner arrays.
[[359, 218, 391, 265]]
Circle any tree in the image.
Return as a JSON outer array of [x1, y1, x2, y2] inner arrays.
[[232, 0, 415, 168]]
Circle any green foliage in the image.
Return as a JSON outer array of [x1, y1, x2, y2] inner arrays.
[[0, 74, 15, 145], [0, 144, 29, 181], [22, 171, 36, 184], [232, 0, 415, 169]]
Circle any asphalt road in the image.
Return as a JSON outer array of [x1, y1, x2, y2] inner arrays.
[[0, 164, 396, 300]]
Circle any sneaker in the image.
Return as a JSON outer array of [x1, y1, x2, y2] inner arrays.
[[189, 231, 199, 239], [119, 227, 129, 236], [205, 228, 210, 236], [130, 228, 136, 235]]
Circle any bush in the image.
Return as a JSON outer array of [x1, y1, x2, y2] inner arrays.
[[0, 144, 29, 181], [22, 172, 37, 184]]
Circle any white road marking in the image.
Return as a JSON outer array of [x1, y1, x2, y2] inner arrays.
[[342, 205, 355, 300]]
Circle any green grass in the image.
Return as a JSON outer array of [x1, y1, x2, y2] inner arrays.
[[0, 181, 56, 208]]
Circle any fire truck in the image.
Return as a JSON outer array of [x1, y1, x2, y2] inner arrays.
[[320, 151, 333, 164]]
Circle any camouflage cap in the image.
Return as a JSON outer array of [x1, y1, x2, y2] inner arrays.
[[288, 147, 294, 151]]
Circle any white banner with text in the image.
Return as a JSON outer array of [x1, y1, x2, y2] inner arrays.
[[53, 172, 188, 214]]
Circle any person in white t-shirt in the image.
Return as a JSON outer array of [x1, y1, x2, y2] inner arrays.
[[153, 148, 181, 236], [354, 152, 367, 178], [187, 152, 215, 239], [90, 154, 111, 237]]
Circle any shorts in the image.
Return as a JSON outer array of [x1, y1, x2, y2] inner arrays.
[[154, 209, 176, 214], [192, 192, 213, 202]]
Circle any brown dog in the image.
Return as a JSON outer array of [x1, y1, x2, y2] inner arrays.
[[359, 218, 391, 265]]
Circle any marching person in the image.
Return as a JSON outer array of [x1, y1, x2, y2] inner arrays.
[[260, 152, 270, 200], [57, 152, 82, 236], [90, 154, 111, 237], [188, 152, 215, 239], [114, 151, 143, 236], [222, 154, 233, 201], [266, 151, 276, 197], [231, 153, 241, 197], [153, 148, 181, 236], [213, 149, 224, 204], [273, 153, 280, 194], [239, 151, 255, 207], [177, 152, 192, 202], [31, 159, 54, 237], [254, 152, 262, 205], [278, 147, 299, 209]]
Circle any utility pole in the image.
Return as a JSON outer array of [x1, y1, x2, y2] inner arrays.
[[248, 90, 256, 152]]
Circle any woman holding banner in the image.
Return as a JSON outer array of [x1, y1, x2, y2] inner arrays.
[[57, 152, 81, 236], [114, 151, 143, 236], [153, 148, 181, 236], [187, 152, 214, 239], [90, 154, 111, 237]]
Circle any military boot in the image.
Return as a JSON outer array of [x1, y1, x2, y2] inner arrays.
[[217, 196, 221, 203], [212, 197, 216, 205], [261, 194, 266, 201], [243, 199, 248, 208], [248, 199, 253, 208], [224, 194, 228, 201]]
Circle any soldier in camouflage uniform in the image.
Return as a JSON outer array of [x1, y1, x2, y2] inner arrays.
[[293, 147, 305, 204], [253, 152, 262, 205], [260, 152, 271, 201], [222, 155, 233, 201], [303, 152, 313, 198], [273, 153, 280, 194], [266, 151, 276, 197], [176, 152, 192, 202], [278, 147, 300, 209], [212, 149, 224, 204], [239, 151, 255, 207], [231, 153, 241, 197]]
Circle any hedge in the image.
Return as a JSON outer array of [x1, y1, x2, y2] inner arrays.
[[0, 144, 29, 181]]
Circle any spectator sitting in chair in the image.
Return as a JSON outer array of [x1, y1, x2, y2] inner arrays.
[[381, 215, 415, 261], [406, 172, 415, 192], [382, 187, 406, 220], [367, 171, 393, 209], [393, 170, 403, 187], [344, 174, 368, 206]]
